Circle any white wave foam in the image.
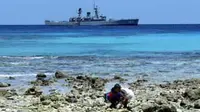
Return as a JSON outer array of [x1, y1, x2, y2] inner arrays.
[[0, 56, 45, 60], [10, 62, 29, 65], [0, 74, 25, 77], [22, 57, 45, 60], [0, 72, 53, 78]]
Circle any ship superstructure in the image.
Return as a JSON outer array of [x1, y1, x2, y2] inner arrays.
[[45, 3, 139, 26]]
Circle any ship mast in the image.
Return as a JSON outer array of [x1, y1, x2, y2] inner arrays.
[[93, 0, 99, 19], [78, 8, 82, 18]]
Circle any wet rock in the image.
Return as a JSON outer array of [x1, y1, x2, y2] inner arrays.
[[30, 78, 54, 86], [25, 86, 42, 96], [76, 76, 84, 80], [194, 99, 200, 109], [114, 75, 122, 80], [8, 76, 15, 80], [55, 71, 68, 79], [113, 75, 127, 82], [136, 79, 148, 83], [36, 73, 47, 80], [123, 74, 129, 76], [130, 79, 148, 88], [41, 79, 53, 86], [30, 80, 49, 86], [183, 88, 200, 101], [0, 82, 11, 87]]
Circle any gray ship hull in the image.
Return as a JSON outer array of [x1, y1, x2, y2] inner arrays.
[[45, 19, 139, 26]]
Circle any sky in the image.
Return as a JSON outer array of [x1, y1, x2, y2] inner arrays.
[[0, 0, 200, 24]]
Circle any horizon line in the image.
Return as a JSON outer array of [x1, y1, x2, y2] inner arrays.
[[0, 23, 200, 26]]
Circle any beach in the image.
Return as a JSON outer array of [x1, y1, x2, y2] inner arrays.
[[1, 25, 200, 112], [1, 71, 200, 112]]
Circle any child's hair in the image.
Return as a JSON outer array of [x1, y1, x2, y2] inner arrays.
[[114, 84, 121, 89]]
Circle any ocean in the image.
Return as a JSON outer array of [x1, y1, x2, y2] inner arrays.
[[1, 25, 200, 84]]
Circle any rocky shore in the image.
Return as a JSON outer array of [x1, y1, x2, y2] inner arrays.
[[1, 71, 200, 112]]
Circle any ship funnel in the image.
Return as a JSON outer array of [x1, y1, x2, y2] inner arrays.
[[87, 12, 91, 17]]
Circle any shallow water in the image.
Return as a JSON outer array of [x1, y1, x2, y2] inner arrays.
[[0, 25, 200, 83]]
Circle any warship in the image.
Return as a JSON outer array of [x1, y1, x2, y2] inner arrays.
[[45, 3, 139, 26]]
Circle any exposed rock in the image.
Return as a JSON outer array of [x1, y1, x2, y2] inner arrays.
[[0, 89, 17, 98], [40, 94, 65, 102], [3, 75, 200, 112], [194, 99, 200, 109], [40, 95, 49, 102], [183, 88, 200, 101], [51, 103, 61, 109], [90, 77, 106, 91], [180, 100, 187, 107], [154, 98, 168, 105], [25, 86, 42, 96], [160, 93, 181, 102], [55, 71, 68, 79], [42, 100, 51, 105], [160, 83, 170, 88], [157, 105, 177, 112], [49, 94, 61, 101], [0, 89, 9, 96], [142, 102, 177, 112], [74, 76, 107, 91], [65, 93, 78, 103], [0, 82, 11, 87], [4, 89, 17, 97], [142, 103, 158, 112], [130, 79, 148, 88]]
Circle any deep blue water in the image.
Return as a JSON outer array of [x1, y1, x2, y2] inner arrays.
[[1, 25, 200, 83]]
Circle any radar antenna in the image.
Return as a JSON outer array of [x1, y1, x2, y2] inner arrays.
[[93, 0, 99, 19]]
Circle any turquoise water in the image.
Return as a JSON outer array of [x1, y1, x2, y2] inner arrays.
[[1, 33, 200, 56], [0, 25, 200, 56]]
